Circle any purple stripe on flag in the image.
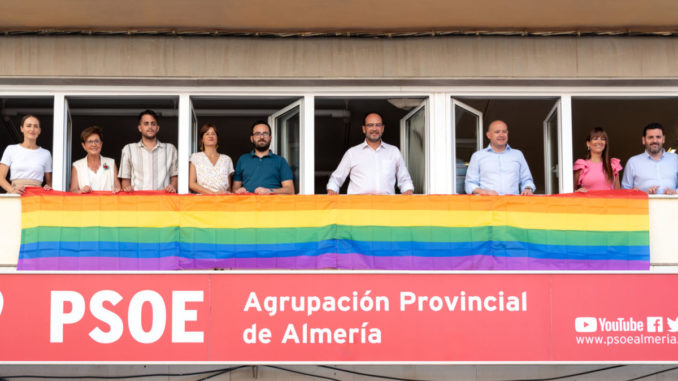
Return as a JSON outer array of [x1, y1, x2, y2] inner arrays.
[[177, 253, 649, 271], [18, 253, 648, 271], [17, 257, 180, 271]]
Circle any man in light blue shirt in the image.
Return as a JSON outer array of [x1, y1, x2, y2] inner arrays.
[[622, 123, 678, 195], [465, 120, 535, 195]]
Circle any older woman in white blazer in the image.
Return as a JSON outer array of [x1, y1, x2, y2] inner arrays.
[[70, 126, 121, 193]]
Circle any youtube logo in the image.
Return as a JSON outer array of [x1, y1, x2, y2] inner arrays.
[[575, 317, 597, 332]]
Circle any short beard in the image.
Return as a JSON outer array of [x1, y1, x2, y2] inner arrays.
[[254, 141, 271, 153], [648, 144, 662, 155]]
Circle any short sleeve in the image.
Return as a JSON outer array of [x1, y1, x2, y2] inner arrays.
[[43, 149, 52, 173], [280, 157, 293, 181], [611, 158, 622, 177], [1, 145, 13, 167], [168, 144, 178, 176], [189, 152, 199, 165], [573, 159, 589, 172], [233, 156, 244, 182], [573, 159, 589, 185], [224, 155, 234, 175], [118, 144, 132, 179]]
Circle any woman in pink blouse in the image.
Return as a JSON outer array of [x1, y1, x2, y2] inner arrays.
[[573, 127, 622, 191]]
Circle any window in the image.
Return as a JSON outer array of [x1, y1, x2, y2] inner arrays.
[[64, 96, 179, 189], [450, 97, 562, 194], [572, 97, 678, 191], [189, 96, 304, 193], [0, 96, 54, 192], [4, 86, 676, 196], [314, 96, 428, 194]]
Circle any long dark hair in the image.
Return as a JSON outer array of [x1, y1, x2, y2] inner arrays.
[[586, 127, 613, 182]]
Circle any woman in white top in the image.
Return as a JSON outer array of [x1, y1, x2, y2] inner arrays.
[[70, 126, 121, 193], [0, 114, 52, 194], [189, 123, 234, 194]]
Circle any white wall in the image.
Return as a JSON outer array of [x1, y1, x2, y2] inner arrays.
[[0, 195, 21, 268]]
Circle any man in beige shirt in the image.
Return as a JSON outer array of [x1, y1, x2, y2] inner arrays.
[[119, 109, 178, 192]]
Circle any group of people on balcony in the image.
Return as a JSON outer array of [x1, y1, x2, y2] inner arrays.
[[1, 109, 677, 196], [465, 120, 677, 195], [0, 110, 280, 196]]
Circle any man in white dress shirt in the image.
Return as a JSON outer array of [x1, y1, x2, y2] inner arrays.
[[326, 112, 414, 195]]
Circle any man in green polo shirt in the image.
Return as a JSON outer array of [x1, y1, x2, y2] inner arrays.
[[232, 120, 295, 195]]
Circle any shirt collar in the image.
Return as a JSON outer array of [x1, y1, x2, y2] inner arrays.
[[249, 149, 272, 158], [137, 139, 162, 151], [361, 140, 385, 151], [644, 149, 666, 161], [484, 144, 511, 153]]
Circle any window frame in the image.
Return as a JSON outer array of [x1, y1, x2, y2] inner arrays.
[[1, 85, 677, 194]]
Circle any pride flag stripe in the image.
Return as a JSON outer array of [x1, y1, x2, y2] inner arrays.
[[21, 225, 649, 247], [22, 209, 647, 231], [21, 193, 648, 214], [19, 240, 648, 261], [18, 255, 649, 271]]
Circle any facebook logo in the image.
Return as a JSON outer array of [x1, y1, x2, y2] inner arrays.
[[647, 317, 663, 332], [575, 317, 597, 332]]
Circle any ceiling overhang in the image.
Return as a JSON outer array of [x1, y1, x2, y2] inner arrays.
[[1, 0, 677, 36]]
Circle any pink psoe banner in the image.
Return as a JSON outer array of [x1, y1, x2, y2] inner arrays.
[[0, 273, 675, 362]]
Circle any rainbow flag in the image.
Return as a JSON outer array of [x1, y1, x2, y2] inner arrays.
[[18, 189, 650, 271]]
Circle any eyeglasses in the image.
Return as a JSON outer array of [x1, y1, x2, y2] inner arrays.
[[365, 123, 384, 128], [85, 139, 102, 145], [252, 132, 271, 137], [140, 121, 158, 127]]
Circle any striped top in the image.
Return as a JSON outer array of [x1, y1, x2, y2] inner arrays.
[[118, 140, 178, 191]]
